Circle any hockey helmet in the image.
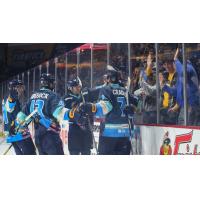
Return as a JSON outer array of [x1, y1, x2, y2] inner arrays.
[[67, 76, 82, 91], [106, 65, 121, 84], [40, 73, 55, 90]]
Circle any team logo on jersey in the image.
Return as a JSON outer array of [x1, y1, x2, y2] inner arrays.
[[160, 131, 172, 155]]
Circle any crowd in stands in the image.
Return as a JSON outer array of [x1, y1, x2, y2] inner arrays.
[[128, 44, 200, 126]]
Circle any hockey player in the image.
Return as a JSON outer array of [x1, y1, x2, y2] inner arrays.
[[21, 73, 74, 155], [2, 79, 36, 155], [80, 65, 137, 155], [63, 77, 93, 155]]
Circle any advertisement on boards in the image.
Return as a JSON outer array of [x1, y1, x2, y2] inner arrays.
[[139, 125, 200, 155]]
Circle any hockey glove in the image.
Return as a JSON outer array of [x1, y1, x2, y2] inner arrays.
[[79, 102, 96, 115]]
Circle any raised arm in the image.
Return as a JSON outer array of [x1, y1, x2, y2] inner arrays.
[[174, 48, 179, 61]]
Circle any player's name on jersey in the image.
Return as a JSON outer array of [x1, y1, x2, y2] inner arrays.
[[112, 89, 125, 96], [31, 93, 49, 99]]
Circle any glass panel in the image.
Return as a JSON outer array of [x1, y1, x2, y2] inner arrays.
[[56, 55, 66, 97], [29, 69, 34, 95], [27, 70, 30, 98], [49, 58, 55, 77], [129, 44, 156, 124], [79, 44, 92, 89], [46, 60, 49, 74], [185, 43, 200, 126], [5, 80, 8, 97], [22, 72, 25, 83], [92, 43, 107, 87], [0, 83, 2, 100], [67, 50, 78, 86], [18, 74, 22, 81], [54, 58, 58, 93], [0, 83, 2, 114], [64, 53, 68, 94], [158, 43, 181, 125], [41, 62, 47, 74], [35, 65, 40, 91], [110, 43, 128, 82], [23, 71, 28, 103]]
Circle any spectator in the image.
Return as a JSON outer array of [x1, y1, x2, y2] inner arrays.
[[159, 59, 179, 125], [162, 48, 200, 125], [134, 53, 157, 124]]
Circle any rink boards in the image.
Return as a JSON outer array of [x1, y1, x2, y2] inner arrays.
[[3, 121, 200, 155], [139, 124, 200, 155], [0, 122, 100, 155]]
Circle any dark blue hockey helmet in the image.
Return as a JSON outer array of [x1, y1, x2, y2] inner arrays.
[[67, 76, 82, 91], [106, 65, 121, 83], [40, 73, 55, 90]]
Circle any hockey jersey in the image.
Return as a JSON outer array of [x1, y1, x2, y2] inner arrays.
[[23, 88, 67, 132], [95, 83, 137, 137]]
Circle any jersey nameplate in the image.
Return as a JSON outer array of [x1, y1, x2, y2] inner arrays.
[[112, 89, 125, 96], [31, 93, 49, 99]]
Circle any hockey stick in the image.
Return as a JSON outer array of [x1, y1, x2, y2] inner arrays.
[[81, 92, 98, 154], [6, 109, 38, 145], [3, 144, 12, 155], [126, 77, 135, 155], [78, 77, 98, 154]]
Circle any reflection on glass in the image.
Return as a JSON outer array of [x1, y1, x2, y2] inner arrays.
[[0, 84, 2, 100], [0, 83, 2, 114], [64, 53, 68, 93], [35, 66, 40, 91], [23, 71, 28, 102], [49, 58, 55, 78], [29, 69, 34, 95], [27, 70, 30, 98], [4, 81, 7, 97], [41, 63, 47, 74], [79, 44, 92, 89], [93, 43, 107, 87], [110, 43, 128, 79], [67, 51, 78, 83], [56, 55, 66, 97]]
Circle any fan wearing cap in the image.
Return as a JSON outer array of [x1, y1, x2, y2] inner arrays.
[[2, 79, 36, 155]]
